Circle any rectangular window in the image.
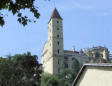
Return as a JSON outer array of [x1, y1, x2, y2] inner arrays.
[[57, 34, 59, 38], [58, 59, 59, 64], [57, 28, 59, 30], [57, 41, 59, 45], [72, 57, 75, 60], [64, 56, 68, 60], [64, 62, 68, 68], [58, 49, 59, 54]]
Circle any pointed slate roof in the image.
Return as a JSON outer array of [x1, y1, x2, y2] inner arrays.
[[50, 8, 62, 20]]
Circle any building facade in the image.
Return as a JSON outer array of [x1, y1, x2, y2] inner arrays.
[[72, 64, 112, 86], [41, 8, 110, 74], [84, 46, 109, 63]]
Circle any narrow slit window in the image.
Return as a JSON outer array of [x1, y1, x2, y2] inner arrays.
[[57, 35, 59, 38], [58, 59, 59, 64], [57, 41, 59, 45], [58, 49, 59, 54]]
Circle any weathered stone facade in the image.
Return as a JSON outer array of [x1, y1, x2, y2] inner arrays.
[[84, 46, 109, 63], [41, 8, 64, 74]]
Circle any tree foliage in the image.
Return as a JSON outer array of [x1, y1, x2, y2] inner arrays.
[[59, 59, 81, 86], [0, 52, 41, 86], [59, 70, 73, 86], [0, 0, 40, 26], [0, 57, 24, 86], [41, 73, 60, 86], [72, 58, 82, 81]]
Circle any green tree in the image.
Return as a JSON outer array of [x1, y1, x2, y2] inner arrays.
[[0, 0, 46, 26], [12, 52, 42, 86], [59, 69, 73, 86], [59, 59, 81, 86], [0, 52, 41, 86], [41, 73, 60, 86], [71, 59, 81, 81], [0, 57, 24, 86]]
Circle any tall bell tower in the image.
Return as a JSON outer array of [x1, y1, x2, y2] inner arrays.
[[42, 8, 64, 74], [48, 8, 64, 74]]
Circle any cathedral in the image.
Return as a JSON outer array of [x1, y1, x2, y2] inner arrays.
[[41, 8, 110, 74]]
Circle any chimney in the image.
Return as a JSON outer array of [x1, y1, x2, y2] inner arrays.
[[72, 46, 75, 52]]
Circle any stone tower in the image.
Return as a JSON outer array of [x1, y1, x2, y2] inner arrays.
[[41, 8, 64, 74]]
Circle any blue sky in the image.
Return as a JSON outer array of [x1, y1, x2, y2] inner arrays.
[[0, 0, 112, 62]]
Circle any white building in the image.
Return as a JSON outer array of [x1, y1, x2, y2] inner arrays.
[[72, 64, 112, 86]]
